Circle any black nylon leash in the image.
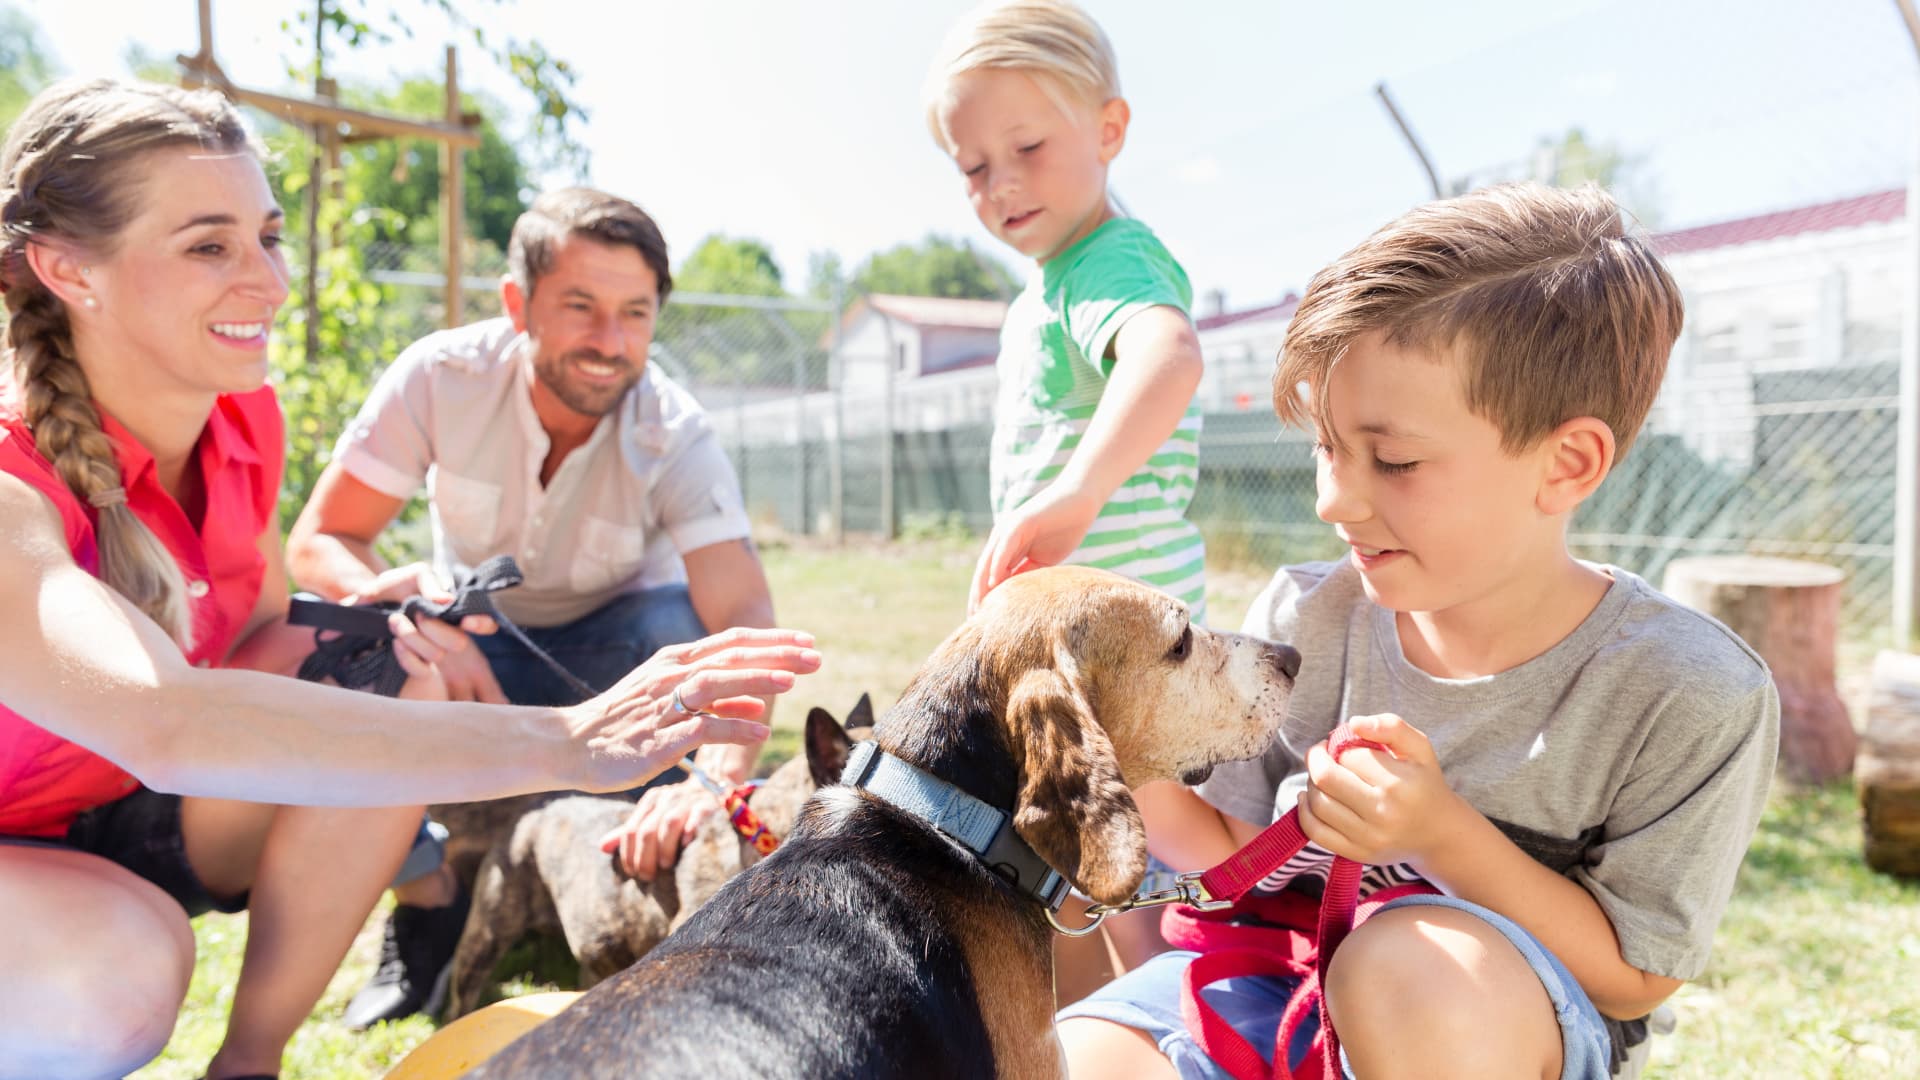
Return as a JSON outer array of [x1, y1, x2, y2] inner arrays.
[[290, 555, 598, 700]]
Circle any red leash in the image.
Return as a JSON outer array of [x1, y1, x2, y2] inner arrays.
[[1167, 725, 1435, 1080]]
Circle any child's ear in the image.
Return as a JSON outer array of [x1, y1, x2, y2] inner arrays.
[[1097, 97, 1130, 164], [500, 275, 528, 332], [1536, 416, 1615, 515]]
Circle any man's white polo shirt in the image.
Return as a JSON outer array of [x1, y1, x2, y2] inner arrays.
[[332, 317, 752, 627]]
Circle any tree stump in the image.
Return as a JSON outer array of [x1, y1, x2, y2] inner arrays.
[[1861, 650, 1920, 878], [1661, 555, 1854, 784]]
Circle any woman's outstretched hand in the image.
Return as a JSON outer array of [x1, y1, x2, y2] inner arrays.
[[561, 626, 821, 793]]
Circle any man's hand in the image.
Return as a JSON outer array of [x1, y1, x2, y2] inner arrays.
[[968, 484, 1102, 612], [1296, 712, 1473, 871], [596, 778, 717, 880], [345, 563, 505, 703]]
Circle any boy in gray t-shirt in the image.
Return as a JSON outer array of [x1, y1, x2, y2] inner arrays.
[[1058, 183, 1780, 1080]]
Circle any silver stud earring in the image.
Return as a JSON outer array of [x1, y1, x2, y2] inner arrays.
[[81, 267, 91, 277], [82, 296, 97, 309]]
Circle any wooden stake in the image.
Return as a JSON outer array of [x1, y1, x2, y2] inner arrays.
[[441, 46, 464, 330]]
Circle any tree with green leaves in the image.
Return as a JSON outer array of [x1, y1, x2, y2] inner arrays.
[[0, 6, 58, 131], [676, 235, 786, 296], [333, 80, 532, 251], [281, 0, 589, 175], [657, 236, 827, 390], [1530, 126, 1662, 228], [850, 234, 1016, 301]]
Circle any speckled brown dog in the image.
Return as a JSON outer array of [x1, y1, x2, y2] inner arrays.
[[468, 567, 1300, 1080], [443, 698, 873, 1019]]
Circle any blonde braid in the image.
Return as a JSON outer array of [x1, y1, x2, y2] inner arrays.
[[6, 280, 196, 646], [0, 79, 253, 649]]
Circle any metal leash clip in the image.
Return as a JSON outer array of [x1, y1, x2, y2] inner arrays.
[[1045, 871, 1234, 936]]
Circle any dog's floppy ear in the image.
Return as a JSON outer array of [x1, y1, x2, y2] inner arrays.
[[1006, 667, 1146, 906], [804, 707, 855, 789], [845, 692, 876, 733]]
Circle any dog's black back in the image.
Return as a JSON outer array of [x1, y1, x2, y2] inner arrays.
[[469, 651, 1046, 1079], [469, 795, 1032, 1079]]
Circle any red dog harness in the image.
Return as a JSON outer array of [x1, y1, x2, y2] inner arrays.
[[1166, 725, 1438, 1080]]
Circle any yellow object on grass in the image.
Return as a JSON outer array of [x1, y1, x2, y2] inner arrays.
[[383, 991, 583, 1079]]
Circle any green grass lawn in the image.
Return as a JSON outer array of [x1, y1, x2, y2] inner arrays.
[[133, 539, 1920, 1078]]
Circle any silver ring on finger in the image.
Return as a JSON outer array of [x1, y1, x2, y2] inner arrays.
[[671, 687, 701, 717]]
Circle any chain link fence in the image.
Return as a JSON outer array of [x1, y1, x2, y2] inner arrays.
[[364, 238, 509, 328], [359, 251, 1907, 638]]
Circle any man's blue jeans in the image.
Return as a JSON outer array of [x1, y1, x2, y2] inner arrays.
[[473, 585, 709, 705], [391, 586, 708, 886]]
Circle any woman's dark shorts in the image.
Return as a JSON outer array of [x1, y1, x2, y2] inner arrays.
[[0, 787, 245, 917]]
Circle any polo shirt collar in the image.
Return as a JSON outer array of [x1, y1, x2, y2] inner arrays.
[[96, 396, 258, 489]]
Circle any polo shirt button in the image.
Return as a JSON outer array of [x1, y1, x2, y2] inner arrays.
[[187, 579, 211, 599]]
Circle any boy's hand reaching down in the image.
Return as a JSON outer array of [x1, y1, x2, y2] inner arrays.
[[967, 484, 1102, 612], [1297, 712, 1473, 872]]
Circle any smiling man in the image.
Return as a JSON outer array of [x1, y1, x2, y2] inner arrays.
[[285, 187, 775, 1027]]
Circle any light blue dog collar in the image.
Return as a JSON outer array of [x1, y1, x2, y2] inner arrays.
[[840, 739, 1069, 911]]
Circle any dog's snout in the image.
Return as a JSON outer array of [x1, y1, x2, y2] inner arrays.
[[1266, 643, 1302, 681]]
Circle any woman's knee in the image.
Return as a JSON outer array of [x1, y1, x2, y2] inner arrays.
[[0, 853, 193, 1078]]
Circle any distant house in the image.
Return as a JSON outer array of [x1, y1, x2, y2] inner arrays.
[[828, 293, 1008, 432], [834, 294, 1007, 391], [1193, 294, 1299, 412], [1188, 189, 1910, 460], [1653, 188, 1905, 466]]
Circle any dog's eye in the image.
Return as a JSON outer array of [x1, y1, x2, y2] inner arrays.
[[1168, 626, 1192, 662]]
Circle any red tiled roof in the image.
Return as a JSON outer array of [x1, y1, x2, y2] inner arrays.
[[1652, 188, 1905, 257], [864, 294, 1008, 330], [1196, 293, 1299, 332]]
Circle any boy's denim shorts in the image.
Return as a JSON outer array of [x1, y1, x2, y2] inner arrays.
[[1056, 893, 1613, 1080]]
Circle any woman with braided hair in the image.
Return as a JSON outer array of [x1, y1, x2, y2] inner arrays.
[[0, 79, 818, 1080]]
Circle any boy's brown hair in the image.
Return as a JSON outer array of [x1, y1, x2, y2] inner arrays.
[[1275, 182, 1683, 463]]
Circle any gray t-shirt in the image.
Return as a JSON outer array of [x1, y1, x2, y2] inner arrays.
[[1200, 559, 1778, 984], [333, 318, 752, 627]]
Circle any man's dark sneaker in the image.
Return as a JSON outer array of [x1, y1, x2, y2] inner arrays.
[[343, 887, 471, 1029]]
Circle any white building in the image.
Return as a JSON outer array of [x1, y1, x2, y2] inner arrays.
[[1652, 188, 1905, 466], [831, 293, 1006, 433], [1190, 189, 1909, 464], [1193, 294, 1299, 414]]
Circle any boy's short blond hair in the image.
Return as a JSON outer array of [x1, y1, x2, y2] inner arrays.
[[1277, 182, 1683, 464], [923, 0, 1120, 144]]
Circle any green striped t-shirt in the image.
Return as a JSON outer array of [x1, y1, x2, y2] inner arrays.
[[990, 218, 1206, 621]]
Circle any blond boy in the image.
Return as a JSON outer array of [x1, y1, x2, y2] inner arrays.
[[1059, 184, 1780, 1079], [925, 0, 1208, 621]]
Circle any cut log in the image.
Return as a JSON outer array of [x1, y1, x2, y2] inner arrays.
[[1861, 650, 1920, 878], [1660, 555, 1854, 785]]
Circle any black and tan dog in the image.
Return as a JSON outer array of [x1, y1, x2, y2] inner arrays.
[[443, 698, 874, 1018], [469, 567, 1300, 1080]]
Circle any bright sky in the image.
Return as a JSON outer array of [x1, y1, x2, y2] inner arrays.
[[17, 0, 1919, 311]]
